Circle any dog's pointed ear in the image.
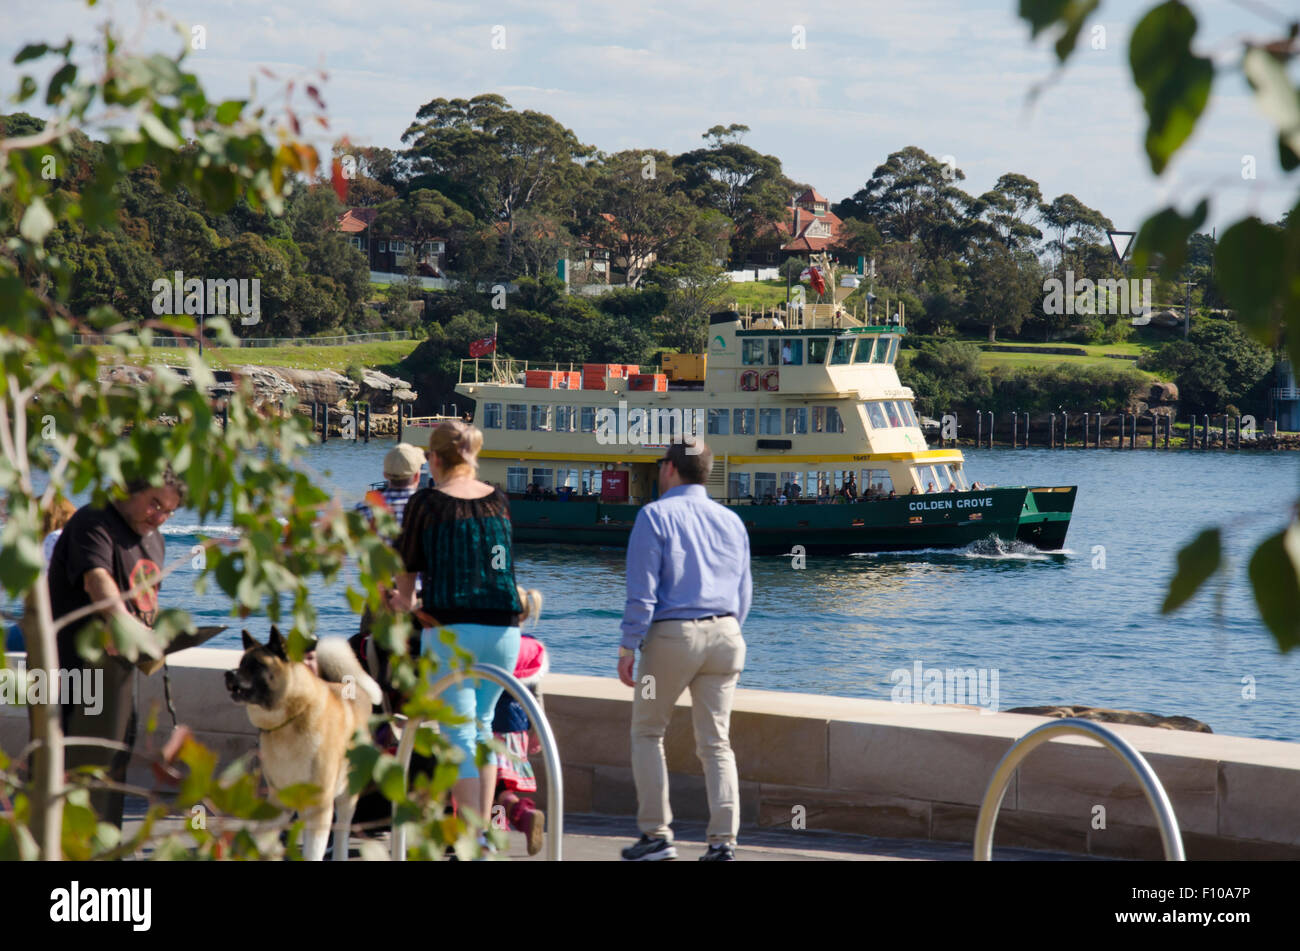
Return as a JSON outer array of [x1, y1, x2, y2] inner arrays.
[[241, 629, 258, 651], [267, 626, 288, 659]]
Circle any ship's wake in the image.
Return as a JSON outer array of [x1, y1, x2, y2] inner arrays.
[[852, 535, 1069, 562]]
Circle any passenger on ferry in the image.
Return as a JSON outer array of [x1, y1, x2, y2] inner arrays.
[[927, 482, 938, 493], [909, 485, 921, 495], [888, 489, 898, 499]]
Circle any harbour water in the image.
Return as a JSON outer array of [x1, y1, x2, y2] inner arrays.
[[105, 441, 1300, 742]]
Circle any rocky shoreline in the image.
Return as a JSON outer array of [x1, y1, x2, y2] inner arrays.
[[100, 363, 418, 438]]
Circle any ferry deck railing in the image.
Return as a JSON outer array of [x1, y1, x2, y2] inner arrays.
[[389, 663, 564, 862], [973, 718, 1185, 861]]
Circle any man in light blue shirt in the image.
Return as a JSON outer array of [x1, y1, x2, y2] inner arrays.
[[618, 439, 751, 861]]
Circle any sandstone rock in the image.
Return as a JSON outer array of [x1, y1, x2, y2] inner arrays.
[[1006, 704, 1212, 733], [254, 367, 359, 407], [358, 368, 417, 410], [1148, 381, 1179, 404]]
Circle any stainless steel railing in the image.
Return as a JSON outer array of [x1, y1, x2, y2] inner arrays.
[[973, 718, 1185, 861], [390, 663, 564, 861]]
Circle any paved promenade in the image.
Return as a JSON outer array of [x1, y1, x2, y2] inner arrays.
[[122, 798, 1102, 861]]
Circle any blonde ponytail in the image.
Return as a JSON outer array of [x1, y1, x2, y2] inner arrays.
[[516, 586, 544, 628]]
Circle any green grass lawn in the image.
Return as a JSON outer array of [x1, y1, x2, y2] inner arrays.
[[91, 339, 422, 374], [975, 350, 1146, 371], [725, 279, 790, 311]]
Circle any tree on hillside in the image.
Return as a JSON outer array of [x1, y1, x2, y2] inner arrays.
[[672, 128, 795, 266], [652, 262, 731, 353], [374, 188, 474, 275], [963, 244, 1039, 341], [968, 173, 1045, 251], [584, 150, 727, 287], [400, 94, 593, 271], [839, 146, 974, 264], [331, 142, 400, 207], [1039, 192, 1113, 266]]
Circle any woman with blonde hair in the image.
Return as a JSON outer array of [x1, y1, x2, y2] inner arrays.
[[388, 418, 526, 841]]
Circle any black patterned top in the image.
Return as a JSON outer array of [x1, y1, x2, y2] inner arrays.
[[395, 487, 522, 627]]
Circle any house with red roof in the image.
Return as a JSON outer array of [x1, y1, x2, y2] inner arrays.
[[747, 188, 846, 265], [336, 207, 447, 276]]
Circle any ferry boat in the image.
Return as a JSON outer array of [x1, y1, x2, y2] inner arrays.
[[402, 262, 1075, 555]]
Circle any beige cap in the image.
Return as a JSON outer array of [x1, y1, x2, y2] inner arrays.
[[384, 443, 425, 481]]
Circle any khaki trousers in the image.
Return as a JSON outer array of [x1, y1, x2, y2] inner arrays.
[[630, 616, 745, 845]]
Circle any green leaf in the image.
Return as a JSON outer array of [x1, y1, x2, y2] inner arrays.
[[18, 197, 55, 244], [347, 743, 380, 796], [45, 63, 76, 106], [214, 99, 245, 124], [1248, 522, 1300, 653], [275, 782, 325, 812], [1279, 134, 1300, 172], [1243, 47, 1300, 161], [14, 43, 49, 64], [139, 110, 181, 149], [1130, 199, 1208, 279], [1161, 527, 1221, 613], [377, 758, 408, 802], [1215, 217, 1286, 343], [1129, 1, 1213, 174]]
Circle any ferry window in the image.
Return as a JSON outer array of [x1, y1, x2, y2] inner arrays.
[[831, 338, 854, 365], [812, 406, 826, 432], [887, 337, 900, 363], [506, 403, 527, 430], [900, 402, 919, 427], [884, 402, 904, 427], [863, 469, 894, 497], [864, 402, 888, 430], [557, 469, 580, 491], [531, 468, 554, 491], [708, 408, 730, 435], [781, 339, 803, 365], [870, 337, 890, 363], [767, 339, 780, 366], [759, 408, 782, 435], [580, 406, 596, 432], [733, 408, 755, 435], [755, 472, 777, 501], [808, 338, 829, 364], [581, 469, 602, 494], [531, 405, 552, 431], [556, 406, 576, 432], [827, 406, 844, 433], [483, 402, 503, 429], [742, 340, 765, 365], [729, 472, 751, 500], [785, 407, 808, 434], [853, 337, 876, 363], [507, 466, 528, 493]]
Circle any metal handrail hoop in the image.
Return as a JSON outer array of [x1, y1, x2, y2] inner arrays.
[[390, 662, 564, 861], [973, 718, 1185, 861]]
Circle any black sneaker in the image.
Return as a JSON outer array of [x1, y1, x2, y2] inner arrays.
[[621, 835, 677, 861], [699, 843, 735, 861]]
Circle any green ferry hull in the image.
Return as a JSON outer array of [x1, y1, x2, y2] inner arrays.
[[509, 486, 1075, 555]]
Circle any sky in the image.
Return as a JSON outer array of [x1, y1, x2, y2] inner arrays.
[[0, 0, 1293, 233]]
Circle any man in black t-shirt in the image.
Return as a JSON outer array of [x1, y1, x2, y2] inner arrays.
[[47, 471, 182, 830]]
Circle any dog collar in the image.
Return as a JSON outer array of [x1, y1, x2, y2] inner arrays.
[[260, 711, 304, 735]]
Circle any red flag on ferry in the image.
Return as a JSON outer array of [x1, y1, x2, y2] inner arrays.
[[807, 266, 826, 296], [469, 334, 496, 357]]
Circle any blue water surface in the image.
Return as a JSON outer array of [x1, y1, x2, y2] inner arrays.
[[44, 440, 1300, 742]]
